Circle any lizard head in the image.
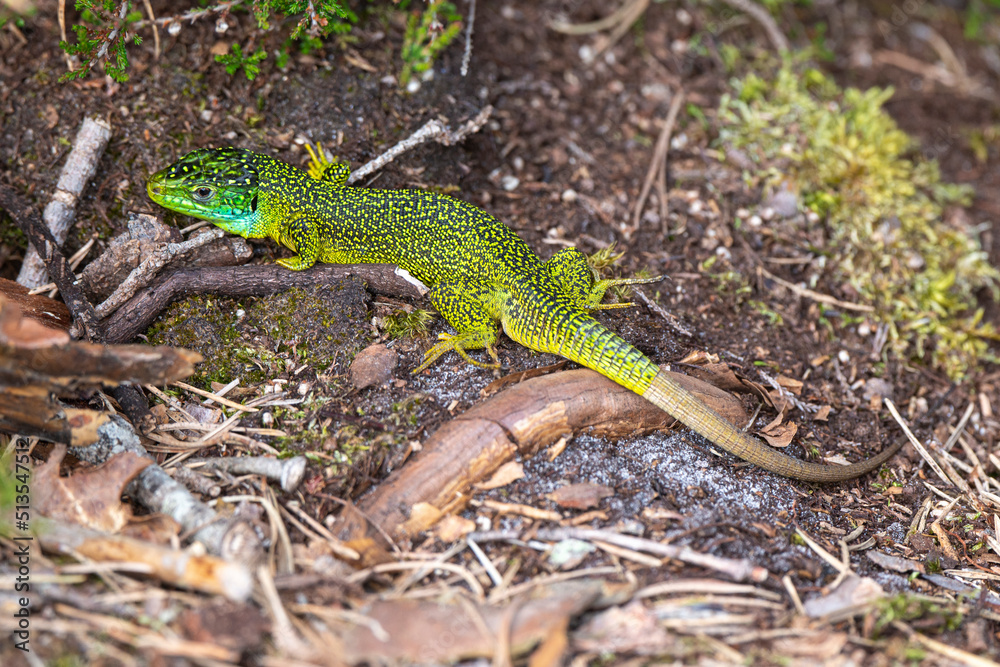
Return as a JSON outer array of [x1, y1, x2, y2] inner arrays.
[[147, 147, 262, 237]]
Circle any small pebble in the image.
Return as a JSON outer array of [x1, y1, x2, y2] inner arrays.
[[838, 350, 851, 363], [748, 215, 763, 227], [501, 175, 520, 191], [561, 188, 578, 203], [167, 22, 181, 36], [761, 206, 775, 221]]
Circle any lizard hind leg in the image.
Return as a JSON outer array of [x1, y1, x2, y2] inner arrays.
[[412, 281, 502, 374], [545, 247, 664, 311]]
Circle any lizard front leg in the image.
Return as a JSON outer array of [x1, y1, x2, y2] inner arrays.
[[413, 281, 502, 373]]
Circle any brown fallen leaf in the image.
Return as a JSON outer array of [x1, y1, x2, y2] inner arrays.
[[573, 600, 675, 655], [548, 483, 614, 510], [434, 514, 476, 542], [812, 405, 832, 421], [339, 580, 606, 664], [760, 417, 798, 448], [475, 460, 524, 490], [33, 445, 151, 532], [803, 575, 886, 618], [866, 550, 925, 574], [776, 374, 803, 395]]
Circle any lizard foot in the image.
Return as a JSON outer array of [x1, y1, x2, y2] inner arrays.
[[305, 143, 333, 181], [586, 274, 666, 310], [412, 333, 500, 374]]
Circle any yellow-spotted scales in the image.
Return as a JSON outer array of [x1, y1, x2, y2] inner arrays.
[[147, 146, 901, 482]]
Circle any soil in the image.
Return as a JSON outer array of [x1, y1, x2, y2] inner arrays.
[[2, 0, 1000, 664]]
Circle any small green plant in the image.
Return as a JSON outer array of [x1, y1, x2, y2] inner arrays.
[[60, 0, 354, 83], [586, 243, 626, 274], [382, 308, 435, 339], [873, 594, 963, 636], [719, 64, 999, 378], [215, 43, 267, 80], [398, 0, 462, 90]]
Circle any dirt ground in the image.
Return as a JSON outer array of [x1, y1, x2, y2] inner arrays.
[[2, 0, 1000, 664]]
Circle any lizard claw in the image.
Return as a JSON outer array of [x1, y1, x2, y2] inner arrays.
[[412, 333, 501, 373]]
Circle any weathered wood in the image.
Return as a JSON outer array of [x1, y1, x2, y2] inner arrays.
[[347, 368, 749, 542], [0, 278, 71, 329]]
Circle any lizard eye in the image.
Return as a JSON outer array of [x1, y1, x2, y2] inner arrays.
[[193, 186, 214, 201]]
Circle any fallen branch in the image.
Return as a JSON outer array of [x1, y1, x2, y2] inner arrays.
[[94, 227, 225, 319], [718, 0, 789, 53], [344, 368, 748, 545], [532, 527, 768, 582], [70, 420, 264, 561], [35, 516, 253, 601], [17, 117, 112, 288], [346, 106, 493, 184]]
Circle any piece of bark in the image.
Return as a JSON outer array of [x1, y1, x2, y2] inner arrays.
[[0, 386, 113, 447], [78, 213, 182, 301], [17, 117, 112, 288], [0, 277, 71, 329], [79, 213, 253, 302], [0, 294, 196, 444], [344, 369, 747, 542], [102, 263, 428, 343]]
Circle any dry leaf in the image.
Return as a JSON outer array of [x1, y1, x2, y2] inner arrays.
[[340, 580, 605, 664], [776, 374, 803, 395], [434, 514, 476, 542], [548, 483, 613, 510], [33, 445, 151, 532], [760, 420, 798, 448], [574, 600, 675, 654], [803, 575, 886, 618], [476, 460, 524, 490], [812, 405, 832, 421], [774, 630, 848, 658]]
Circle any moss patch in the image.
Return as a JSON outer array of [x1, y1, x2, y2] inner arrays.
[[718, 64, 999, 378], [147, 278, 372, 388]]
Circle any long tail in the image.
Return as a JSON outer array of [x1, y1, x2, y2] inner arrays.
[[543, 311, 901, 482]]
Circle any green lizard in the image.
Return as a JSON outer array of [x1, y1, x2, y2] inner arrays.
[[147, 146, 901, 482]]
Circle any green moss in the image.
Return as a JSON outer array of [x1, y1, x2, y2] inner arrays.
[[381, 308, 434, 339], [719, 64, 999, 378], [147, 279, 371, 388]]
